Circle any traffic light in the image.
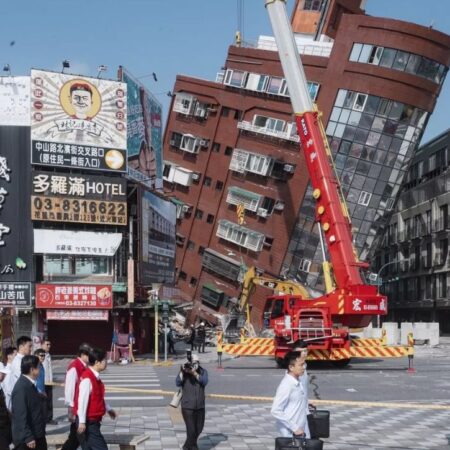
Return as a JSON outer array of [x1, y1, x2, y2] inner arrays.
[[162, 301, 169, 323]]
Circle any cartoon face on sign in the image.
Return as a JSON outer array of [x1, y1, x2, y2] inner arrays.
[[59, 79, 101, 120], [37, 287, 54, 305]]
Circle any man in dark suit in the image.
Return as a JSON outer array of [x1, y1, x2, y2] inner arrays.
[[11, 355, 47, 450]]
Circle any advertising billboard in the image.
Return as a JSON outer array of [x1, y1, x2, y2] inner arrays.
[[30, 69, 127, 172], [0, 127, 34, 287], [35, 284, 113, 309], [31, 170, 127, 225], [0, 77, 30, 126], [120, 67, 163, 189], [140, 190, 176, 284], [0, 283, 32, 308]]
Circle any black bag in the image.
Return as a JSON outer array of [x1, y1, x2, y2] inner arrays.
[[275, 436, 324, 450], [307, 409, 330, 438]]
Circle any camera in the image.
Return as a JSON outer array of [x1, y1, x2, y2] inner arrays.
[[183, 350, 193, 371], [183, 362, 193, 371]]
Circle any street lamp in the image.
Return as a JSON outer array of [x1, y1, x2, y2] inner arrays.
[[148, 283, 161, 362]]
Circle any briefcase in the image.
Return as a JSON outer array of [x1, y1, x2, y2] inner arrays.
[[307, 409, 330, 438], [275, 436, 323, 450]]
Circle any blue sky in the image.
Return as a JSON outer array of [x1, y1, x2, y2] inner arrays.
[[2, 0, 449, 142]]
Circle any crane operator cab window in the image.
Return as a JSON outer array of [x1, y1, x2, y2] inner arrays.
[[271, 298, 285, 319], [263, 299, 273, 328]]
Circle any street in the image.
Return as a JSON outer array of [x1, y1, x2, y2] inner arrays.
[[47, 343, 450, 449]]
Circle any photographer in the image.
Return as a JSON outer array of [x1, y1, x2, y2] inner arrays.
[[175, 353, 208, 450]]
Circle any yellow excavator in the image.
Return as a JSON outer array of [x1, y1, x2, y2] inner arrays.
[[222, 266, 310, 342]]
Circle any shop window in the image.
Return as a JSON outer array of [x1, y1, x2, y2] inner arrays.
[[43, 256, 71, 276]]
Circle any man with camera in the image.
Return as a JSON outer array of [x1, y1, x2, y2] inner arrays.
[[175, 352, 208, 450]]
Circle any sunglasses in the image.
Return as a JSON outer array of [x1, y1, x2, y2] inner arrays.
[[37, 354, 45, 358]]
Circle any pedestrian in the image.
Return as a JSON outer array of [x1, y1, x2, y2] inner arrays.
[[271, 351, 310, 439], [216, 330, 223, 368], [167, 328, 176, 355], [176, 353, 208, 450], [41, 339, 57, 425], [187, 325, 196, 352], [11, 355, 47, 450], [34, 349, 47, 427], [4, 336, 32, 411], [0, 363, 11, 450], [74, 347, 117, 450], [61, 343, 92, 450], [1, 347, 16, 393], [197, 323, 206, 353]]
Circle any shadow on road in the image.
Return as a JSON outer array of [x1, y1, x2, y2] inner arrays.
[[198, 433, 228, 449]]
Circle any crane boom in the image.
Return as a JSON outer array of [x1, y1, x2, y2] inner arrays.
[[265, 0, 386, 327]]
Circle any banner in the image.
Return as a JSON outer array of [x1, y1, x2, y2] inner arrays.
[[46, 310, 109, 321], [0, 127, 34, 284], [120, 68, 163, 189], [31, 69, 127, 173], [0, 77, 30, 126], [140, 190, 176, 284], [0, 283, 32, 308], [35, 284, 113, 309], [31, 170, 127, 225], [33, 230, 122, 256]]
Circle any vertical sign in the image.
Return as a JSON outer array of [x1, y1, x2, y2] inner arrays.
[[127, 259, 134, 304]]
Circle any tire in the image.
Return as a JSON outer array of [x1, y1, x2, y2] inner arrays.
[[331, 358, 351, 368]]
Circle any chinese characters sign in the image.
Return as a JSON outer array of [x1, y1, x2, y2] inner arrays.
[[31, 70, 127, 173], [35, 284, 112, 309], [0, 283, 32, 308], [0, 126, 33, 283], [31, 171, 127, 225], [46, 310, 109, 321]]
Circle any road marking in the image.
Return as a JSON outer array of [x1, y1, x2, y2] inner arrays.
[[105, 396, 164, 400], [246, 374, 262, 377], [106, 384, 161, 387]]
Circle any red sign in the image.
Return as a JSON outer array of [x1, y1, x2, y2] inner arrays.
[[46, 310, 109, 321], [35, 284, 113, 309]]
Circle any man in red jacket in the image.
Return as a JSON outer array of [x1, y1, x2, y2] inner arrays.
[[62, 343, 92, 450], [75, 347, 117, 450]]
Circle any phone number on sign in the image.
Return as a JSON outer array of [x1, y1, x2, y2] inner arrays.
[[31, 196, 127, 225]]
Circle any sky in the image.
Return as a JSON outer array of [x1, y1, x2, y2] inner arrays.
[[1, 0, 449, 143]]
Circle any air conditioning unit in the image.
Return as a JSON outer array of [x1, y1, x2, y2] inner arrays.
[[195, 107, 207, 118], [182, 205, 192, 213], [274, 201, 285, 211], [192, 172, 201, 181], [257, 208, 268, 218], [283, 164, 295, 173], [199, 139, 209, 147]]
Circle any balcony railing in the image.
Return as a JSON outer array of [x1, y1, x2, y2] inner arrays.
[[237, 121, 300, 143]]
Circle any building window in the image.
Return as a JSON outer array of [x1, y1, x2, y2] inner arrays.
[[200, 284, 224, 308], [226, 186, 262, 212], [224, 69, 248, 88], [215, 180, 224, 190], [438, 273, 447, 298], [180, 134, 200, 154], [43, 256, 111, 277], [225, 146, 233, 156], [357, 191, 372, 206], [198, 246, 205, 255], [173, 93, 196, 115], [303, 0, 323, 11], [207, 214, 215, 224], [170, 132, 183, 148], [221, 107, 230, 117], [263, 236, 274, 249], [179, 271, 187, 281], [212, 142, 221, 153], [234, 109, 242, 120], [43, 256, 71, 276], [202, 248, 241, 281], [216, 219, 265, 252], [187, 240, 195, 251], [190, 277, 197, 286], [195, 209, 203, 219], [203, 176, 212, 187]]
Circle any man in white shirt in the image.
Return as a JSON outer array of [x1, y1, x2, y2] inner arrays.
[[4, 336, 32, 411], [271, 351, 310, 438], [42, 339, 57, 425]]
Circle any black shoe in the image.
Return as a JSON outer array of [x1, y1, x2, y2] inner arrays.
[[47, 420, 58, 425]]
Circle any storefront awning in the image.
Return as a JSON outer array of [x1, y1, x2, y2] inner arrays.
[[34, 229, 122, 256]]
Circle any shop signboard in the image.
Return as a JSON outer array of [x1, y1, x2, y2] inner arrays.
[[31, 171, 127, 225], [0, 77, 30, 126], [31, 69, 127, 173], [139, 190, 176, 284], [120, 68, 163, 189], [0, 126, 34, 284], [35, 284, 113, 309], [0, 283, 32, 308], [46, 310, 109, 321]]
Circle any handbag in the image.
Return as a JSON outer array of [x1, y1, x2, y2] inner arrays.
[[169, 389, 182, 408], [307, 409, 330, 438], [275, 436, 323, 450]]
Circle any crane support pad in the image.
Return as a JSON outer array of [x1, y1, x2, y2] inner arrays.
[[222, 343, 275, 356]]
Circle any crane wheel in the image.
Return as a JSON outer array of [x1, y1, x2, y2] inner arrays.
[[331, 358, 351, 368]]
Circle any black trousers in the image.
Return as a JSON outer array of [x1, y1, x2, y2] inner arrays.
[[181, 408, 205, 450], [0, 424, 11, 450], [14, 437, 47, 450], [61, 422, 80, 450], [44, 386, 53, 422], [79, 421, 107, 450]]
